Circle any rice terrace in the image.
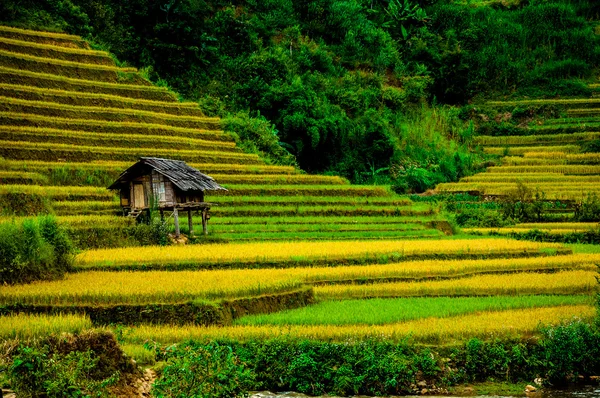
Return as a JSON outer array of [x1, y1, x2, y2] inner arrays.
[[0, 1, 600, 397]]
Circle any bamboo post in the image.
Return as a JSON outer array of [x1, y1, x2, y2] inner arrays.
[[188, 209, 194, 236], [202, 208, 208, 235], [173, 208, 180, 238]]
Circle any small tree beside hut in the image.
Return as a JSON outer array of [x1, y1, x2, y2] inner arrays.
[[108, 157, 227, 237]]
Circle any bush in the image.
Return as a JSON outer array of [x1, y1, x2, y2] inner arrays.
[[0, 216, 73, 284], [152, 341, 254, 398], [540, 320, 600, 386], [6, 331, 134, 397], [222, 112, 296, 166]]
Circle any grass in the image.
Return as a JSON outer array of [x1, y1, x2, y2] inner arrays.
[[0, 83, 203, 115], [210, 215, 441, 225], [461, 174, 600, 183], [314, 270, 597, 300], [475, 132, 600, 146], [213, 229, 444, 241], [209, 196, 410, 205], [0, 96, 221, 128], [0, 158, 296, 175], [0, 112, 230, 140], [0, 49, 143, 84], [290, 253, 600, 284], [0, 139, 263, 164], [0, 314, 93, 340], [486, 98, 600, 108], [210, 205, 433, 217], [0, 184, 114, 200], [483, 145, 581, 155], [0, 66, 176, 101], [0, 170, 47, 184], [0, 270, 303, 305], [74, 239, 567, 270], [0, 125, 239, 152], [0, 36, 114, 66], [213, 185, 392, 197], [235, 295, 593, 326], [123, 305, 596, 344], [209, 174, 348, 185], [487, 165, 600, 174]]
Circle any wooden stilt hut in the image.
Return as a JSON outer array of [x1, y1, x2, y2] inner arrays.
[[108, 157, 227, 236]]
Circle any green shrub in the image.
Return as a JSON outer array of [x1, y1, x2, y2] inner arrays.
[[222, 112, 296, 166], [540, 320, 600, 386], [0, 216, 73, 284], [152, 341, 254, 398]]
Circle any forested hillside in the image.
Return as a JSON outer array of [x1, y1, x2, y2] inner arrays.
[[1, 0, 599, 188]]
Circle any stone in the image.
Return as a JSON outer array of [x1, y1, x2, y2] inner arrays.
[[525, 385, 537, 393], [534, 377, 543, 385], [417, 380, 427, 387], [421, 388, 428, 395]]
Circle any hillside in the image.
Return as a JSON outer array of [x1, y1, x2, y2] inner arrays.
[[0, 25, 446, 246]]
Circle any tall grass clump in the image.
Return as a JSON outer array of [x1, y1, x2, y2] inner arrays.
[[0, 215, 73, 284], [391, 106, 482, 193]]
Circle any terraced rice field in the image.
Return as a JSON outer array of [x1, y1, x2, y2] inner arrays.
[[438, 90, 600, 202], [0, 26, 597, 351], [0, 26, 444, 242]]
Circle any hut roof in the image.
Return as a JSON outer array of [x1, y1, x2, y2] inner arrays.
[[107, 157, 227, 192]]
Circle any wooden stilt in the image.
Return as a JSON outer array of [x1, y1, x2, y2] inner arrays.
[[202, 208, 208, 235], [160, 209, 164, 221], [173, 208, 180, 238], [188, 209, 194, 236]]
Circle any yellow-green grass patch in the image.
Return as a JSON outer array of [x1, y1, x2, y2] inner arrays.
[[475, 132, 600, 146], [0, 270, 303, 305], [214, 184, 391, 197], [0, 36, 114, 66], [0, 112, 231, 141], [236, 295, 593, 326], [209, 196, 411, 206], [0, 84, 204, 116], [486, 165, 600, 174], [212, 215, 441, 225], [291, 254, 600, 284], [0, 126, 239, 153], [210, 174, 348, 185], [0, 140, 263, 164], [460, 174, 600, 183], [0, 159, 297, 175], [0, 314, 93, 340], [486, 98, 600, 108], [75, 239, 568, 270], [0, 184, 114, 201], [483, 145, 581, 156], [123, 305, 596, 344], [210, 205, 434, 218], [0, 170, 47, 184], [314, 270, 597, 300], [0, 66, 176, 101], [465, 227, 598, 235], [216, 230, 444, 242], [0, 26, 89, 49], [501, 157, 565, 166], [0, 49, 146, 84], [0, 97, 220, 129]]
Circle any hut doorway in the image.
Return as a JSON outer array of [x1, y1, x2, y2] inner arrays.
[[133, 183, 146, 209]]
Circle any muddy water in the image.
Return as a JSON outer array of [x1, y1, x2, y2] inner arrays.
[[250, 384, 600, 398]]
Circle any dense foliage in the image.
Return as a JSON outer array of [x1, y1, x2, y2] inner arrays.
[[4, 331, 135, 397], [0, 215, 73, 284], [3, 0, 597, 187], [149, 323, 600, 396]]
